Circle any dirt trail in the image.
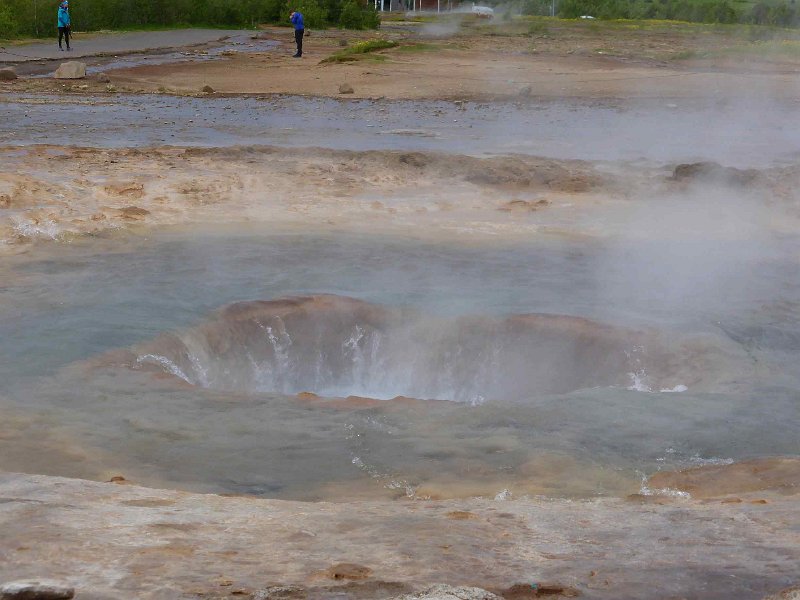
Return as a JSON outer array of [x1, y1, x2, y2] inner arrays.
[[111, 46, 800, 100]]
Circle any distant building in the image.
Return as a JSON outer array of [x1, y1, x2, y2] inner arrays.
[[374, 0, 410, 10], [372, 0, 467, 11]]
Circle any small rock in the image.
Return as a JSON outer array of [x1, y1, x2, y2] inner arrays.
[[498, 582, 581, 598], [118, 206, 150, 220], [0, 195, 10, 208], [53, 61, 87, 80], [0, 68, 18, 81], [498, 198, 550, 212], [338, 82, 354, 94], [95, 73, 111, 83], [518, 85, 532, 97], [445, 510, 477, 520], [104, 182, 144, 197], [398, 584, 502, 600], [252, 585, 306, 600], [0, 580, 75, 600], [324, 563, 371, 580], [201, 85, 215, 93]]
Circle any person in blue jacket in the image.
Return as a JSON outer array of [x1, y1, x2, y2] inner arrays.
[[57, 1, 71, 51], [289, 10, 304, 58]]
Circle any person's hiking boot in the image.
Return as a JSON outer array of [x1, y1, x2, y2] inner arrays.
[[292, 53, 301, 58]]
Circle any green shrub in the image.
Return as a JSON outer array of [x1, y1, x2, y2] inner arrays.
[[0, 4, 19, 38], [749, 1, 799, 26], [522, 0, 555, 17], [360, 4, 380, 28], [559, 0, 742, 23], [338, 0, 380, 29], [262, 0, 287, 23], [284, 0, 328, 28]]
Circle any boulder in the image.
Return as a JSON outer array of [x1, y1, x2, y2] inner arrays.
[[201, 85, 215, 93], [0, 68, 17, 81], [95, 73, 111, 83], [0, 581, 75, 600], [671, 161, 758, 186], [338, 82, 354, 94], [54, 61, 86, 80]]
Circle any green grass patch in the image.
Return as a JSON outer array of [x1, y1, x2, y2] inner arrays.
[[526, 20, 552, 35], [670, 48, 705, 58], [669, 38, 800, 58], [714, 38, 800, 54], [320, 38, 398, 63], [396, 42, 442, 52]]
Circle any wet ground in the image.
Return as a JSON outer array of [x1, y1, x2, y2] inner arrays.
[[2, 93, 799, 165], [1, 86, 798, 501]]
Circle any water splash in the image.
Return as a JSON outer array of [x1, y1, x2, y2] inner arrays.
[[12, 216, 61, 240], [660, 384, 688, 393], [494, 488, 512, 501], [627, 371, 652, 393], [119, 296, 734, 402], [638, 472, 691, 499], [136, 354, 192, 383]]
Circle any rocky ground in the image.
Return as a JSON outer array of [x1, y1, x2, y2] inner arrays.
[[1, 144, 799, 255], [0, 466, 798, 600]]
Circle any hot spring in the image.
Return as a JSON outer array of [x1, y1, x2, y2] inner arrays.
[[1, 227, 797, 500]]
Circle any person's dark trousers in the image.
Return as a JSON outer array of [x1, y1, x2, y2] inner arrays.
[[294, 28, 304, 57], [58, 26, 71, 50]]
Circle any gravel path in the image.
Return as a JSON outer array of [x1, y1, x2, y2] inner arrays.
[[0, 29, 245, 63]]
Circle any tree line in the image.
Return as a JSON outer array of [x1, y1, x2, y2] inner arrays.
[[0, 0, 380, 38], [2, 0, 798, 40], [520, 0, 800, 25]]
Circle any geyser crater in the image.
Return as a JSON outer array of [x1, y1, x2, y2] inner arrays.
[[100, 295, 731, 402]]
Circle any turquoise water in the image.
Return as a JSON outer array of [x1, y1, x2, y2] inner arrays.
[[1, 225, 797, 499]]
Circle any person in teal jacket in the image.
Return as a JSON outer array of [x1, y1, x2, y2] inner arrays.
[[57, 1, 71, 51]]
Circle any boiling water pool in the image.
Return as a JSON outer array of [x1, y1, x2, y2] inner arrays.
[[1, 226, 798, 500]]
